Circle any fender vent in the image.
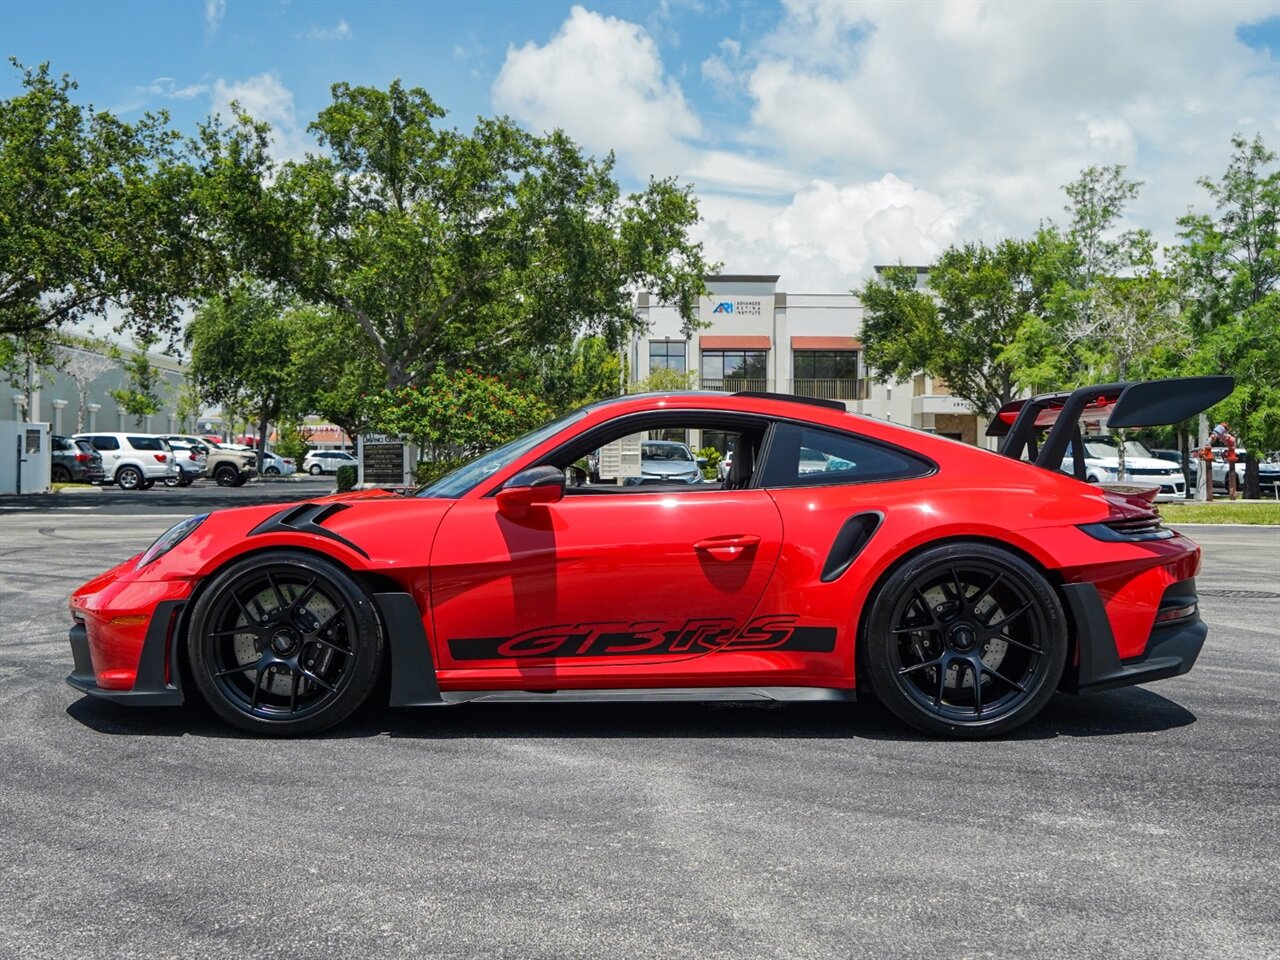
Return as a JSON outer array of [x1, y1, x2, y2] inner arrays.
[[821, 512, 883, 582], [247, 502, 369, 557]]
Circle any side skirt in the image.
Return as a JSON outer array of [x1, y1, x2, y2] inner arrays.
[[439, 687, 857, 705]]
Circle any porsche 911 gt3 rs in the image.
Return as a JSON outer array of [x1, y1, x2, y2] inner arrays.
[[67, 377, 1232, 738]]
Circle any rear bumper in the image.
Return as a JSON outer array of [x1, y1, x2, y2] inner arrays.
[[1060, 579, 1205, 693]]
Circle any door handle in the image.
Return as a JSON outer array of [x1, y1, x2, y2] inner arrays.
[[693, 534, 761, 558]]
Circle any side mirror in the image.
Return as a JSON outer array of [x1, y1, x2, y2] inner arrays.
[[496, 465, 565, 519]]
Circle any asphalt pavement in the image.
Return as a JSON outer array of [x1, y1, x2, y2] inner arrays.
[[0, 498, 1277, 959]]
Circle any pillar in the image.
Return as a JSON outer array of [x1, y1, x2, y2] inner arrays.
[[51, 399, 68, 435]]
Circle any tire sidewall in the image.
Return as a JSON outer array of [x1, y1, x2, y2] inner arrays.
[[863, 542, 1068, 739], [117, 466, 142, 490], [215, 466, 236, 486], [185, 550, 385, 736]]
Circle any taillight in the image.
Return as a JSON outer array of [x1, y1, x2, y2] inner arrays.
[[154, 454, 168, 462], [189, 452, 198, 461], [75, 453, 91, 463]]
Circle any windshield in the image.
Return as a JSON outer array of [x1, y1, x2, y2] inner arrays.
[[417, 410, 589, 499], [642, 442, 693, 462]]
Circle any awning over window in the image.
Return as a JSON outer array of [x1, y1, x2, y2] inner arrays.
[[790, 336, 861, 350], [700, 336, 772, 350]]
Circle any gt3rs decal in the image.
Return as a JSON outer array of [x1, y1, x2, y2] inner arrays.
[[447, 615, 837, 661]]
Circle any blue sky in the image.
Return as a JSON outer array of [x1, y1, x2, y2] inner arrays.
[[4, 0, 1279, 291]]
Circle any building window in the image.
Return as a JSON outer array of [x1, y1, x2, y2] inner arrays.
[[700, 350, 768, 391], [649, 340, 686, 373], [792, 350, 858, 400]]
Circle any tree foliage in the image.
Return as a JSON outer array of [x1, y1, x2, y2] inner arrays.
[[196, 80, 715, 392], [362, 369, 554, 460], [1174, 134, 1280, 450], [186, 282, 311, 466], [861, 241, 1054, 418], [0, 61, 198, 344], [107, 334, 165, 427]]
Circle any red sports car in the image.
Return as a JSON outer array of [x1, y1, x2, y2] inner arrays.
[[67, 378, 1231, 738]]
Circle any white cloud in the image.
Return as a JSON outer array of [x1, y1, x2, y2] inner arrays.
[[301, 20, 353, 42], [211, 72, 312, 161], [204, 0, 225, 34], [493, 2, 1279, 292], [139, 77, 210, 100], [493, 5, 702, 172]]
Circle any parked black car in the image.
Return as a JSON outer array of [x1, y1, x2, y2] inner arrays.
[[50, 435, 104, 484]]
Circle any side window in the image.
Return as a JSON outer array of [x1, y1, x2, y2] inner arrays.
[[88, 436, 119, 451], [758, 423, 932, 488], [128, 436, 163, 451]]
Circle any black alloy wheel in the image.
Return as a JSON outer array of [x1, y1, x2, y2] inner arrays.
[[51, 464, 72, 483], [116, 465, 143, 490], [187, 551, 385, 735], [214, 465, 238, 487], [864, 543, 1067, 738]]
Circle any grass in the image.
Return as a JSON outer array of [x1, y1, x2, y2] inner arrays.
[[1158, 500, 1280, 525]]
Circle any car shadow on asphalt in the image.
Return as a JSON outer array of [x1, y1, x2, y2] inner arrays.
[[65, 686, 1196, 742]]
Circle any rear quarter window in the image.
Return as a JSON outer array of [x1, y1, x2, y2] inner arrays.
[[128, 436, 164, 451], [759, 423, 934, 488]]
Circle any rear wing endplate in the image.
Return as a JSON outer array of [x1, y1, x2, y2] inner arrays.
[[988, 376, 1234, 479]]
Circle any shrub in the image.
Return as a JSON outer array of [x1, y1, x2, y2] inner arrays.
[[335, 464, 357, 492]]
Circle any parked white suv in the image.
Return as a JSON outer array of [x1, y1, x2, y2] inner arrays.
[[1063, 436, 1185, 502], [74, 433, 178, 490], [303, 450, 357, 475]]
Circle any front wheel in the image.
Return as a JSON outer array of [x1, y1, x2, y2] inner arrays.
[[863, 543, 1067, 738], [186, 551, 385, 735], [309, 464, 323, 476], [214, 466, 238, 487]]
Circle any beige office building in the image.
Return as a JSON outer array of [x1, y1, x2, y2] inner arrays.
[[631, 274, 988, 449]]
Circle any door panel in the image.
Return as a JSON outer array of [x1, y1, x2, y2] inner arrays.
[[429, 490, 784, 671]]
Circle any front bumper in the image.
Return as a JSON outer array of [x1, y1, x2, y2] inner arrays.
[[1060, 579, 1205, 693], [66, 599, 187, 706]]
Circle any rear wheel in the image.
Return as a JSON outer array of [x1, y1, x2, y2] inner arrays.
[[51, 464, 72, 483], [864, 543, 1067, 738], [309, 464, 323, 476], [139, 479, 155, 490], [265, 466, 280, 476], [116, 465, 143, 490], [186, 551, 385, 735]]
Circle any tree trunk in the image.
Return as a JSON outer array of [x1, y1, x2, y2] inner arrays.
[[257, 411, 270, 473]]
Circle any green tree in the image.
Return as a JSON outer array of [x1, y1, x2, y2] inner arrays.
[[107, 334, 165, 428], [1175, 134, 1280, 450], [196, 80, 714, 391], [186, 282, 312, 469], [510, 335, 624, 411], [628, 365, 698, 393], [281, 304, 384, 440], [861, 241, 1053, 418], [362, 368, 554, 461], [0, 61, 198, 344]]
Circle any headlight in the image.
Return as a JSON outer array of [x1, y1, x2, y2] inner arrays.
[[137, 514, 208, 569]]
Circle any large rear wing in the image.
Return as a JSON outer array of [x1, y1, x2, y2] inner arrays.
[[987, 376, 1234, 479]]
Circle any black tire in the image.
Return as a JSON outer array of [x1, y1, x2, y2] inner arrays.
[[309, 464, 323, 476], [51, 464, 72, 483], [116, 465, 144, 490], [863, 543, 1067, 739], [164, 473, 182, 487], [179, 474, 193, 487], [186, 551, 385, 735], [214, 465, 238, 487], [139, 479, 155, 490], [265, 466, 280, 476], [231, 473, 248, 487]]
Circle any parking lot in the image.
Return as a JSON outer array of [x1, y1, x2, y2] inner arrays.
[[1, 491, 1277, 959]]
